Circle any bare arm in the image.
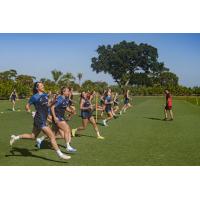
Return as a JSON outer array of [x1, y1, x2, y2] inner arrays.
[[25, 103, 31, 112], [50, 104, 58, 123]]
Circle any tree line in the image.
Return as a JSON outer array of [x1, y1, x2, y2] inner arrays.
[[0, 40, 199, 99]]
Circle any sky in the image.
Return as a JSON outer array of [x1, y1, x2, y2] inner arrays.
[[0, 33, 200, 87]]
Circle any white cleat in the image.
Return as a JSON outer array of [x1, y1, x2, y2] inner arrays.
[[59, 154, 71, 160], [32, 111, 36, 118], [10, 135, 16, 146], [66, 146, 77, 153], [36, 138, 42, 149], [102, 120, 108, 127], [71, 129, 77, 137]]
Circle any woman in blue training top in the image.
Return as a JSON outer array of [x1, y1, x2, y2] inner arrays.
[[102, 90, 114, 126], [72, 91, 104, 139], [9, 82, 71, 160], [120, 90, 132, 114], [51, 87, 77, 153]]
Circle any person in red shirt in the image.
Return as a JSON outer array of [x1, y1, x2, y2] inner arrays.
[[164, 89, 174, 121]]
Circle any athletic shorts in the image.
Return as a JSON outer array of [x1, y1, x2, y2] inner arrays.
[[33, 115, 47, 130], [124, 100, 129, 105], [165, 105, 172, 110], [81, 111, 92, 119], [11, 97, 16, 102], [105, 107, 112, 113]]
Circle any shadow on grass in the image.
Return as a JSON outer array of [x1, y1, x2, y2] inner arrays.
[[144, 117, 164, 121], [96, 122, 105, 126], [5, 147, 69, 164]]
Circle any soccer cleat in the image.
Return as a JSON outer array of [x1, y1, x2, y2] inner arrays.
[[59, 154, 71, 160], [66, 146, 77, 153], [97, 136, 105, 140], [36, 138, 43, 149], [32, 111, 36, 118], [10, 135, 16, 146], [102, 120, 108, 126], [72, 129, 77, 137]]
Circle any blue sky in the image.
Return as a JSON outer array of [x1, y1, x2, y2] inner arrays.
[[0, 33, 200, 87]]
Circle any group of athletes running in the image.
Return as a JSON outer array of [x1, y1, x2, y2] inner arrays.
[[9, 82, 132, 160]]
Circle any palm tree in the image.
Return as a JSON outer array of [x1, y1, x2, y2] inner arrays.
[[58, 72, 75, 87], [51, 69, 63, 84], [77, 73, 83, 87]]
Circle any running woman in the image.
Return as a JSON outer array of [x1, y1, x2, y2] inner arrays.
[[100, 90, 106, 117], [66, 87, 76, 121], [72, 91, 104, 139], [164, 89, 174, 121], [9, 82, 71, 160], [102, 90, 114, 126], [120, 90, 132, 114], [50, 87, 77, 152], [10, 89, 18, 111], [113, 92, 120, 114]]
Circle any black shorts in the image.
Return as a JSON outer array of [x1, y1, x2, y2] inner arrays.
[[124, 99, 129, 105], [11, 97, 16, 102], [165, 105, 172, 110]]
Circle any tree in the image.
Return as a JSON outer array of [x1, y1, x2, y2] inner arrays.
[[58, 72, 75, 87], [51, 69, 63, 84], [91, 41, 168, 87], [77, 73, 83, 86], [0, 69, 17, 81], [159, 72, 179, 87], [16, 75, 36, 87]]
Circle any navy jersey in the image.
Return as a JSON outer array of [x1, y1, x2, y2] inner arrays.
[[54, 95, 70, 119], [105, 95, 112, 111], [124, 94, 129, 101], [29, 93, 49, 129], [82, 98, 91, 111], [81, 98, 92, 119], [124, 94, 129, 104], [11, 92, 17, 101]]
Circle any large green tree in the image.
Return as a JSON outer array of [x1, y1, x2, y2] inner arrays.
[[0, 69, 17, 81], [91, 41, 169, 87]]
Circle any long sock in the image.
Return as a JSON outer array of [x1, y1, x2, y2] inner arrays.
[[39, 136, 46, 142], [56, 149, 63, 157], [66, 143, 71, 149]]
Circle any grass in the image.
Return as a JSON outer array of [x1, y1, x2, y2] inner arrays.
[[0, 96, 200, 166]]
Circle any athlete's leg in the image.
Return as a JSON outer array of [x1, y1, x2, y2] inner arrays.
[[42, 126, 71, 159], [89, 116, 104, 139], [72, 119, 88, 136]]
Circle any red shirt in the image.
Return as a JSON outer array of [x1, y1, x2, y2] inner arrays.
[[166, 94, 172, 107]]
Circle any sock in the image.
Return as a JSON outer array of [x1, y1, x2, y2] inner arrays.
[[40, 136, 46, 142], [66, 143, 71, 149], [56, 149, 63, 157], [15, 136, 20, 140], [97, 132, 100, 137]]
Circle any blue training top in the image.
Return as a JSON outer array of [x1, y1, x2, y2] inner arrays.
[[29, 93, 49, 128], [54, 95, 70, 119], [105, 95, 112, 110]]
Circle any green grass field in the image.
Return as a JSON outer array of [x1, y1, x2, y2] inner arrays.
[[1, 96, 200, 166]]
